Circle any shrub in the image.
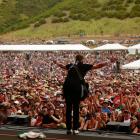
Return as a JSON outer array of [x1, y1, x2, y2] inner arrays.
[[34, 19, 46, 28], [106, 0, 124, 5], [53, 11, 67, 17], [69, 14, 79, 20], [78, 14, 91, 21], [115, 11, 129, 19], [51, 17, 69, 23], [51, 17, 63, 23], [130, 5, 140, 17], [135, 0, 140, 4], [38, 19, 46, 24], [62, 17, 69, 22], [104, 12, 115, 18], [126, 0, 134, 3], [34, 22, 40, 28]]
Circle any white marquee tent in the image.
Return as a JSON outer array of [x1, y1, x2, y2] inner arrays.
[[92, 43, 127, 51], [0, 44, 91, 51], [128, 44, 140, 54], [121, 59, 140, 70]]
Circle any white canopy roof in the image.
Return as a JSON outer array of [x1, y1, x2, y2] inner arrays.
[[129, 44, 140, 50], [93, 43, 127, 51], [0, 44, 90, 51], [121, 59, 140, 70], [128, 44, 140, 54]]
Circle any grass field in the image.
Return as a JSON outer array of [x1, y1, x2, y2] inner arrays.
[[1, 17, 140, 41]]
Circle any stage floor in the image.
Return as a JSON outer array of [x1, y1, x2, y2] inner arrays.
[[0, 125, 139, 140]]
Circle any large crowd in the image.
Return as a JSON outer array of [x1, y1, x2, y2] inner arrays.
[[0, 50, 140, 134]]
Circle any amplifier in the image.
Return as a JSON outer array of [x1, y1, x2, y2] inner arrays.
[[7, 115, 29, 125], [106, 122, 131, 133]]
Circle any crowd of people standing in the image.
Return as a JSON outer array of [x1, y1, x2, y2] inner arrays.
[[0, 50, 140, 134]]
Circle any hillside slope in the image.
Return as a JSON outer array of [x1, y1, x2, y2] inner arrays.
[[0, 0, 140, 38], [0, 0, 62, 33]]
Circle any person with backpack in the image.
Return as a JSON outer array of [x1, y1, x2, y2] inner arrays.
[[54, 54, 115, 135]]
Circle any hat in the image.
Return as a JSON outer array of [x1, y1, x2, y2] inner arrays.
[[44, 95, 50, 99], [100, 97, 104, 101], [125, 89, 131, 94], [103, 99, 109, 104], [108, 99, 113, 103], [104, 99, 109, 102], [17, 110, 22, 114], [60, 103, 64, 107], [14, 100, 20, 105]]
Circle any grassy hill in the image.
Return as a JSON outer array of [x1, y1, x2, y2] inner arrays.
[[0, 0, 62, 33], [0, 0, 140, 39]]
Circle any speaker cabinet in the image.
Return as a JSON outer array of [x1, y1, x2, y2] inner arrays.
[[7, 115, 29, 125], [106, 122, 131, 133]]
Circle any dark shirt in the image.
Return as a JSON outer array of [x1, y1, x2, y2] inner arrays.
[[137, 121, 140, 129], [63, 62, 92, 99], [42, 114, 55, 124], [66, 62, 93, 77]]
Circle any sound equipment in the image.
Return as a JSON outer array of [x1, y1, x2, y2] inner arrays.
[[106, 122, 131, 133], [7, 115, 29, 125]]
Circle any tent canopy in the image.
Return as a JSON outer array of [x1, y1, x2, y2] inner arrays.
[[0, 44, 90, 51], [129, 44, 140, 50], [128, 44, 140, 54], [121, 59, 140, 70], [93, 43, 127, 51]]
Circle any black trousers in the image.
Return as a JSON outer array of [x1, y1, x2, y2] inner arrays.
[[65, 97, 80, 130]]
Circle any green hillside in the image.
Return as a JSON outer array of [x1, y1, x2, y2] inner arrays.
[[0, 0, 62, 33], [0, 0, 140, 38]]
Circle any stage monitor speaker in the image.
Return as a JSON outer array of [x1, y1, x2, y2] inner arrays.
[[118, 122, 131, 133], [7, 115, 29, 125], [106, 122, 131, 133], [106, 122, 120, 131]]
